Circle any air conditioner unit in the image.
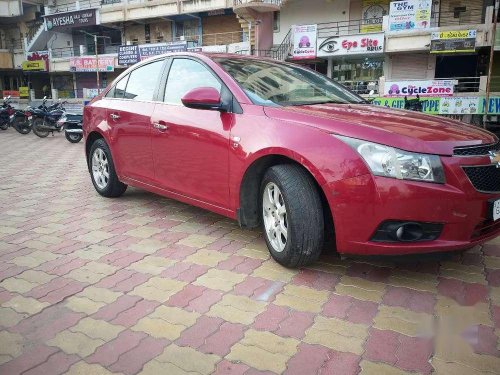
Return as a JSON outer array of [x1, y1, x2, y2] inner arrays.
[[180, 35, 185, 41]]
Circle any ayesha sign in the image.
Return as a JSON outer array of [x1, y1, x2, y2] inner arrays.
[[317, 33, 384, 57], [44, 9, 97, 31], [383, 80, 454, 97]]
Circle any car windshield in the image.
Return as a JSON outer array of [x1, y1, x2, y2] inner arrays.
[[214, 57, 365, 107]]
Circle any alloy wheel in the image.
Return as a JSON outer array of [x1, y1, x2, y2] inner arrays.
[[262, 182, 288, 252], [92, 148, 110, 190]]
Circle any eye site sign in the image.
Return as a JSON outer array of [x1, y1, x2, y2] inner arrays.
[[317, 33, 384, 57], [384, 80, 454, 97]]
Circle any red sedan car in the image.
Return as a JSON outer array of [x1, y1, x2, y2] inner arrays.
[[83, 53, 500, 267]]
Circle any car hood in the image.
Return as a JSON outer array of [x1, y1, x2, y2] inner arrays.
[[263, 103, 497, 155]]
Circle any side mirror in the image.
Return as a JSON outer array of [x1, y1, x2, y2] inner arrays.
[[181, 87, 225, 111]]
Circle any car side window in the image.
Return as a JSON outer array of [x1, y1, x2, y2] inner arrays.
[[164, 59, 221, 105], [122, 60, 164, 101], [112, 75, 129, 99]]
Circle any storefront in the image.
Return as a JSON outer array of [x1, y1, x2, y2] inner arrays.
[[317, 32, 385, 94]]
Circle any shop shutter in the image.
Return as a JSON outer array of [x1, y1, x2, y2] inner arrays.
[[390, 54, 429, 80]]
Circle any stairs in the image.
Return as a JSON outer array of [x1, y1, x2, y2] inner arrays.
[[24, 22, 47, 52], [233, 0, 289, 51]]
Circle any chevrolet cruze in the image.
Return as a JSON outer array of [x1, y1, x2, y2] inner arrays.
[[83, 53, 500, 267]]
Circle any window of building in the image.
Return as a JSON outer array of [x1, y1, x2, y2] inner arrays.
[[123, 60, 165, 101], [164, 59, 221, 105], [273, 12, 280, 32]]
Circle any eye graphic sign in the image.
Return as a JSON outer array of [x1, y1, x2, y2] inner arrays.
[[317, 33, 384, 57]]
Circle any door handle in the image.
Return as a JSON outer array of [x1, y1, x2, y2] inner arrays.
[[153, 122, 168, 131], [110, 113, 120, 120]]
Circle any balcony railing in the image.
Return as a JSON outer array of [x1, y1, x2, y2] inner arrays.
[[46, 0, 101, 15], [430, 8, 484, 27], [0, 39, 24, 50], [233, 0, 282, 6], [317, 19, 383, 39]]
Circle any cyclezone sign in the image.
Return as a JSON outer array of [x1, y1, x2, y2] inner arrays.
[[383, 80, 454, 97]]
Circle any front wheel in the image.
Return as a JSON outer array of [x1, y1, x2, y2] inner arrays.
[[32, 118, 49, 138], [89, 138, 127, 198], [65, 132, 82, 143], [260, 164, 324, 268], [0, 122, 8, 130]]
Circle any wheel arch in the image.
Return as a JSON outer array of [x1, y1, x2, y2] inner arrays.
[[237, 151, 335, 248], [85, 130, 105, 172]]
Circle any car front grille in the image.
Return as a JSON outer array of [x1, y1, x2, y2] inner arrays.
[[454, 142, 500, 156], [463, 165, 500, 193]]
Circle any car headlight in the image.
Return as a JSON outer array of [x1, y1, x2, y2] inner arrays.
[[336, 135, 445, 183]]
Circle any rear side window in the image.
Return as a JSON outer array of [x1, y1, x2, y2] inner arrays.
[[123, 60, 164, 101], [109, 75, 128, 99], [164, 58, 221, 105]]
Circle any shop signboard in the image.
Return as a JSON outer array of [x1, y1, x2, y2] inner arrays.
[[227, 41, 250, 55], [118, 41, 188, 66], [440, 97, 479, 114], [44, 9, 97, 31], [383, 80, 454, 97], [317, 33, 384, 57], [389, 0, 431, 32], [430, 30, 476, 53], [101, 0, 121, 4], [69, 57, 115, 72], [201, 45, 227, 53], [21, 60, 47, 71], [292, 24, 317, 60], [361, 0, 389, 33]]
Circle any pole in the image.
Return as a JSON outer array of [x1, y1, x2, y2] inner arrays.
[[95, 34, 100, 92], [484, 0, 499, 128]]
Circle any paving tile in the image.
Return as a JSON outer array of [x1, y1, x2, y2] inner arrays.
[[66, 362, 115, 375], [207, 294, 267, 324], [47, 330, 104, 357], [193, 268, 246, 292], [70, 317, 125, 341], [184, 248, 229, 266], [3, 295, 49, 315], [152, 344, 220, 374], [373, 305, 433, 337], [109, 336, 168, 375], [274, 284, 330, 313], [129, 276, 186, 302]]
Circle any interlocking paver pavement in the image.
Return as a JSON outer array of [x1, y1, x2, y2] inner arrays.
[[1, 129, 500, 374]]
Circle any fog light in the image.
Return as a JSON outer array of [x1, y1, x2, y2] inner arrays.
[[371, 221, 443, 243]]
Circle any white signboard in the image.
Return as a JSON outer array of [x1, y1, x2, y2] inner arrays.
[[440, 97, 479, 114], [389, 0, 431, 32], [292, 24, 317, 60], [384, 80, 454, 97], [227, 41, 250, 55], [317, 33, 384, 57]]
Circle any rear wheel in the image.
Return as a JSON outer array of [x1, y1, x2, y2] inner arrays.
[[0, 121, 8, 130], [32, 118, 49, 138], [14, 118, 31, 134], [65, 132, 82, 143], [260, 164, 324, 268], [89, 138, 127, 198]]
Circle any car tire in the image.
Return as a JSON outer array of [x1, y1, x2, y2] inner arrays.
[[89, 138, 127, 198], [260, 164, 324, 268]]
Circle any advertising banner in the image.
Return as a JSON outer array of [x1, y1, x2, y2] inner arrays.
[[372, 96, 499, 114], [292, 24, 317, 60], [361, 0, 389, 32], [430, 29, 476, 53], [317, 33, 384, 57], [383, 80, 454, 97], [389, 0, 431, 31], [19, 87, 29, 98], [44, 9, 97, 31], [69, 57, 115, 72], [118, 42, 188, 66], [2, 90, 20, 98]]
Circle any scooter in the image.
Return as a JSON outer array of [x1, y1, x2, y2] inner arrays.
[[57, 113, 83, 143], [31, 98, 67, 138]]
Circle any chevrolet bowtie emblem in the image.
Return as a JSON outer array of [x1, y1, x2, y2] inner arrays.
[[489, 150, 500, 168]]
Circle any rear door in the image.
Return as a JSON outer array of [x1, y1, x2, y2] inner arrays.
[[105, 59, 166, 184]]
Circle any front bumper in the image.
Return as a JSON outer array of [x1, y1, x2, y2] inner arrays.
[[326, 155, 500, 255]]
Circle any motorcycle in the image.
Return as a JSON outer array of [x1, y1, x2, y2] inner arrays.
[[9, 106, 33, 135], [31, 98, 67, 138], [57, 113, 83, 143], [0, 96, 15, 131]]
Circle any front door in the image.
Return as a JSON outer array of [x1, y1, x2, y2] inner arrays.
[[150, 58, 232, 208], [105, 59, 165, 184]]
